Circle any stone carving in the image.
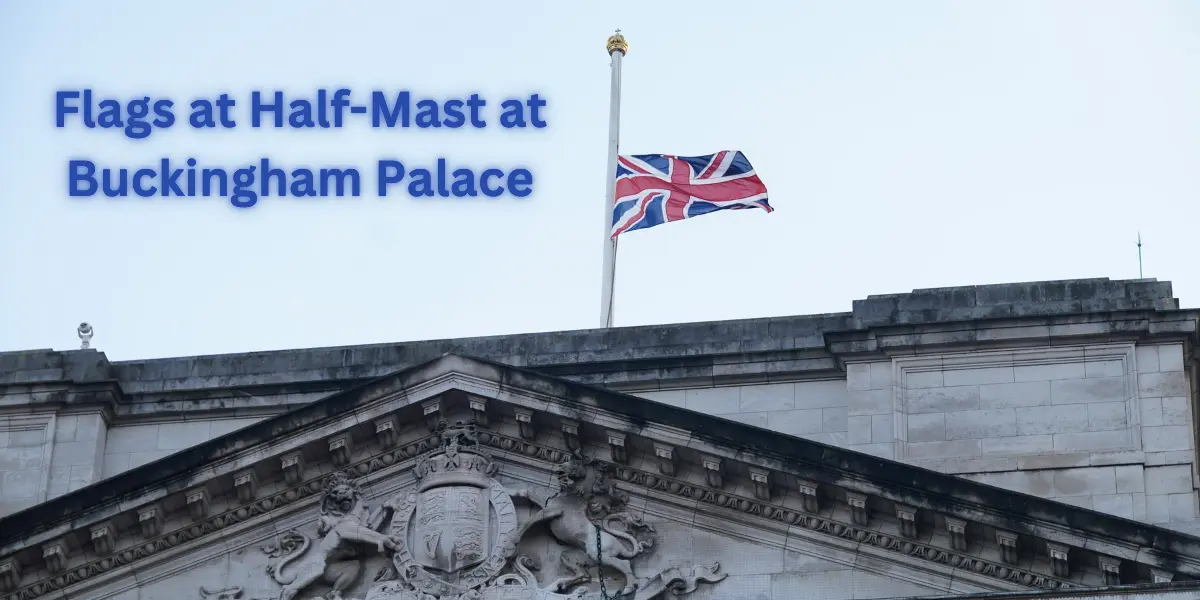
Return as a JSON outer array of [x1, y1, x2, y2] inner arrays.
[[479, 452, 725, 600], [0, 426, 1098, 600], [466, 553, 725, 600], [200, 587, 245, 600], [544, 552, 593, 594], [260, 472, 398, 600], [477, 555, 588, 599], [510, 454, 655, 596], [375, 420, 521, 599], [633, 564, 727, 599], [370, 553, 725, 600], [361, 421, 722, 600]]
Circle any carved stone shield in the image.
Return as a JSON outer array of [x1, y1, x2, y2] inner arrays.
[[413, 485, 489, 572], [390, 479, 519, 597]]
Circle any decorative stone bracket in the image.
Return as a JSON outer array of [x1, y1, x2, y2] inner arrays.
[[89, 522, 115, 556], [608, 431, 628, 463], [186, 488, 210, 520], [281, 451, 304, 484], [1047, 543, 1070, 578], [40, 542, 66, 574], [138, 504, 163, 538], [654, 443, 676, 476], [944, 517, 968, 551], [375, 416, 399, 447], [702, 456, 723, 489], [846, 492, 869, 526]]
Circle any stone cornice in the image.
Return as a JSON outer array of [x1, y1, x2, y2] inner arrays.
[[0, 421, 1163, 599], [0, 434, 440, 600], [0, 428, 1081, 599], [482, 432, 1075, 592], [827, 310, 1198, 360], [1, 308, 1191, 419], [0, 279, 1191, 410], [2, 354, 1199, 597], [0, 380, 122, 421], [911, 580, 1200, 599]]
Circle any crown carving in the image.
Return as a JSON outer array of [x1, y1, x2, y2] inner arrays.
[[413, 419, 496, 492]]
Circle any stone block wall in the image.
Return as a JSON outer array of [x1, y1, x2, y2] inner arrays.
[[1, 409, 267, 508], [0, 414, 53, 515], [101, 417, 263, 477], [630, 341, 1200, 534], [891, 344, 1143, 462], [638, 380, 851, 448], [949, 342, 1198, 530], [45, 413, 106, 499], [0, 412, 106, 515]]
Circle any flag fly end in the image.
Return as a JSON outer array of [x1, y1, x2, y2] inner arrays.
[[608, 151, 772, 239]]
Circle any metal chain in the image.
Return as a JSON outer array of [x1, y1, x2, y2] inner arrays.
[[596, 524, 621, 599]]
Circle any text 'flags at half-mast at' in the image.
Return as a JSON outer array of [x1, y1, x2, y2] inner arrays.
[[599, 30, 773, 328]]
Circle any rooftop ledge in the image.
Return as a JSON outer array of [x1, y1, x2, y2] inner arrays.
[[0, 277, 1194, 399]]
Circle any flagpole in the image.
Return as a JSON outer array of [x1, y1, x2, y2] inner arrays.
[[600, 30, 627, 329]]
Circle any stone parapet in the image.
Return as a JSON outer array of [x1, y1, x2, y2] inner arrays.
[[0, 278, 1192, 413]]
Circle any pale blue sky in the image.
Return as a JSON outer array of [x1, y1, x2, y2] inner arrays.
[[1, 1, 1198, 360]]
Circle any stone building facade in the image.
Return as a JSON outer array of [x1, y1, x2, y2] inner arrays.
[[2, 277, 1200, 599]]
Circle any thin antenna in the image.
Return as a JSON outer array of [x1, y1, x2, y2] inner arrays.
[[1137, 232, 1143, 278]]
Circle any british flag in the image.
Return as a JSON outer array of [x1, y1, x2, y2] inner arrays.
[[610, 150, 771, 238]]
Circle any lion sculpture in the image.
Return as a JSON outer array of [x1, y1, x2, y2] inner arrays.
[[262, 472, 399, 600]]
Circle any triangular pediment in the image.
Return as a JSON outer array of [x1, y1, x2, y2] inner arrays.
[[2, 353, 1200, 600]]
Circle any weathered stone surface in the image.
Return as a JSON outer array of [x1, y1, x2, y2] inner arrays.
[[1, 277, 1199, 599], [0, 353, 1198, 599]]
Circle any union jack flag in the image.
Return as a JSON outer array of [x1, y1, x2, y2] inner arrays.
[[610, 150, 771, 238]]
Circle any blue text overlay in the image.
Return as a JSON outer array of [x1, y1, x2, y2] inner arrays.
[[56, 89, 547, 207]]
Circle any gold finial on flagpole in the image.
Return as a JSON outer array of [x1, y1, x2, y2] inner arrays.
[[607, 29, 628, 55]]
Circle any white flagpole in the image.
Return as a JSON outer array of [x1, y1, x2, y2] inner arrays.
[[600, 30, 627, 329]]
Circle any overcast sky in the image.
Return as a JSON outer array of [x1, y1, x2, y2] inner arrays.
[[1, 1, 1197, 361]]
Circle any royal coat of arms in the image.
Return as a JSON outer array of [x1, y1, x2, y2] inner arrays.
[[413, 485, 488, 573], [254, 419, 724, 600], [376, 420, 521, 599]]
